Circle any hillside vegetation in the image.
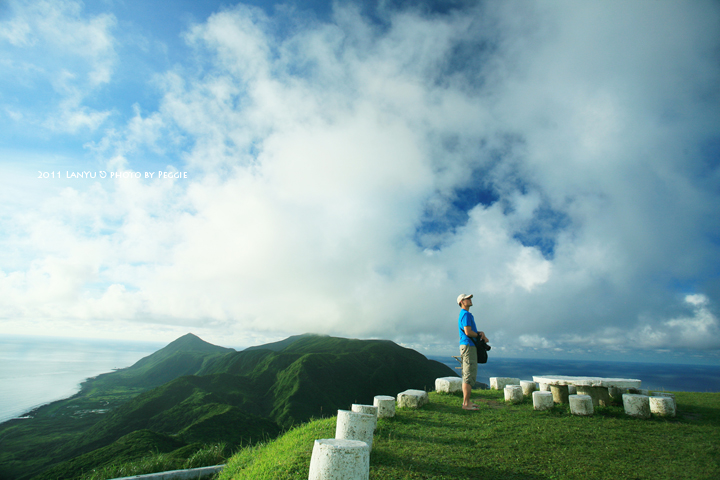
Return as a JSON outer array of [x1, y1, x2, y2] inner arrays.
[[0, 334, 454, 480], [217, 389, 720, 479]]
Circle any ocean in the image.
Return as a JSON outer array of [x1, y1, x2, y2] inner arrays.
[[0, 336, 163, 424], [431, 356, 720, 393], [1, 336, 719, 424]]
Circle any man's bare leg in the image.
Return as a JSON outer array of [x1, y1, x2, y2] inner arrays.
[[462, 382, 478, 410]]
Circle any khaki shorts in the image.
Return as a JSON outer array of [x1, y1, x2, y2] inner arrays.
[[460, 344, 477, 386]]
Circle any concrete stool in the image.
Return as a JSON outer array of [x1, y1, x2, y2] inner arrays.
[[336, 410, 375, 449], [569, 394, 594, 416], [504, 385, 523, 404], [550, 385, 569, 404], [533, 391, 554, 411], [649, 396, 676, 417], [539, 383, 550, 391], [623, 394, 650, 419], [652, 391, 676, 400], [373, 395, 395, 418], [397, 389, 429, 409], [520, 380, 537, 396], [652, 392, 676, 408], [351, 404, 378, 430], [435, 376, 462, 393], [568, 385, 577, 395], [308, 438, 370, 480], [490, 377, 520, 390]]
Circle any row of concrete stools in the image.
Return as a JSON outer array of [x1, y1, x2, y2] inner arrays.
[[526, 390, 677, 417], [437, 376, 677, 418], [308, 390, 429, 480], [495, 378, 677, 418]]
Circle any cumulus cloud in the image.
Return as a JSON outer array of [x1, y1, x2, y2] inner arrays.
[[518, 334, 554, 349], [1, 0, 719, 356], [639, 294, 720, 350]]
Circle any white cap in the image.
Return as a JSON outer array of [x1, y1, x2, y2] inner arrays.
[[457, 294, 473, 306]]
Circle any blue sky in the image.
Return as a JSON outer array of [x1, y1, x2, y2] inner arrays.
[[1, 0, 719, 364]]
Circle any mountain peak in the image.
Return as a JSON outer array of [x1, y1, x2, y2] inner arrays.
[[170, 333, 203, 345], [124, 333, 234, 376], [164, 333, 232, 353]]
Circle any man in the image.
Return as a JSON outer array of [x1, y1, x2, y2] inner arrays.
[[457, 293, 489, 410]]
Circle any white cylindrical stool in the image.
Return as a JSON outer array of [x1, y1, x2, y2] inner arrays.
[[373, 395, 395, 418], [653, 392, 675, 400], [569, 394, 594, 416], [491, 377, 521, 390], [550, 385, 569, 404], [336, 410, 375, 449], [539, 383, 550, 392], [504, 385, 523, 404], [623, 394, 650, 419], [649, 396, 676, 417], [308, 438, 369, 480], [652, 392, 676, 404], [533, 391, 554, 411], [351, 404, 378, 430], [568, 385, 577, 395], [435, 376, 463, 393], [520, 380, 537, 396]]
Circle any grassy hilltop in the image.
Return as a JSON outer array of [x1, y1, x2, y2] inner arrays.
[[0, 334, 454, 480], [216, 389, 720, 479]]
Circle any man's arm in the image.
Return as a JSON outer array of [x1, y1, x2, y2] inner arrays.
[[463, 326, 489, 342]]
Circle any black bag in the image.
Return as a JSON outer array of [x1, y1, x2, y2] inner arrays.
[[472, 336, 491, 364]]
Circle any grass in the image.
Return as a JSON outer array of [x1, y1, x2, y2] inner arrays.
[[215, 389, 720, 480], [78, 443, 229, 480]]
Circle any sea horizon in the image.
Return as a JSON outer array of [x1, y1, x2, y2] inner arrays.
[[431, 355, 720, 393]]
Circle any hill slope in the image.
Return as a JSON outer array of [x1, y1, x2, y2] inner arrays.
[[0, 334, 455, 480], [46, 336, 453, 459]]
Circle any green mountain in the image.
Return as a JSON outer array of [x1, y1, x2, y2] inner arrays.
[[242, 333, 319, 352], [85, 333, 235, 390], [201, 334, 452, 425], [0, 334, 457, 480]]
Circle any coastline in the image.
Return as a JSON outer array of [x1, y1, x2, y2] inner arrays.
[[0, 336, 161, 424]]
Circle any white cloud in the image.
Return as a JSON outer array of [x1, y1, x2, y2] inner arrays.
[[509, 248, 551, 292], [0, 1, 719, 358], [9, 0, 117, 85], [662, 295, 720, 349], [0, 0, 116, 132], [518, 334, 554, 349]]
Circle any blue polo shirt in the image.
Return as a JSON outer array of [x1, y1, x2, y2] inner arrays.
[[458, 309, 477, 346]]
